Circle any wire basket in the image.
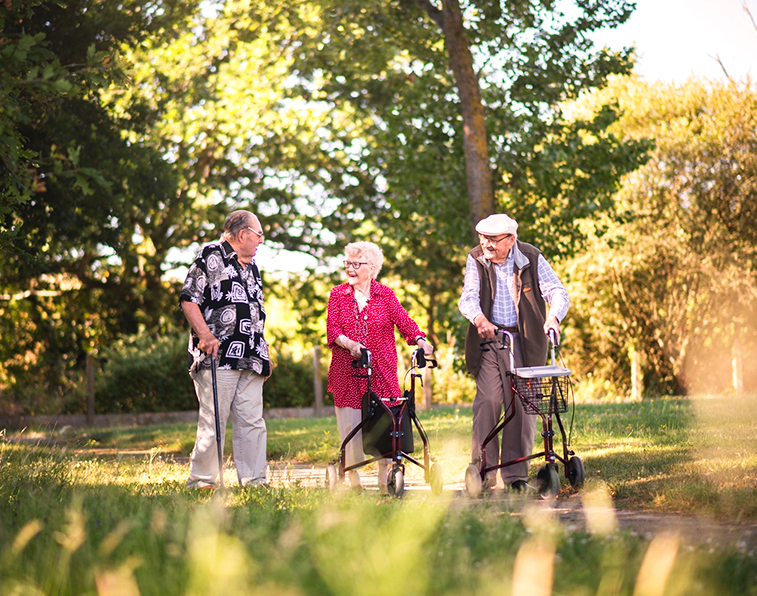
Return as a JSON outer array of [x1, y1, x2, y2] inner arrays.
[[512, 365, 571, 415]]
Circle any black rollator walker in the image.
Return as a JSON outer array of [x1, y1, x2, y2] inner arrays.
[[326, 347, 444, 497], [465, 329, 584, 498]]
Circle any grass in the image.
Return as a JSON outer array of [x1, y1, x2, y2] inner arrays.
[[67, 397, 757, 518], [2, 396, 757, 595]]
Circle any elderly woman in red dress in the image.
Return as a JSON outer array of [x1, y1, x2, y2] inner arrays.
[[326, 241, 434, 490]]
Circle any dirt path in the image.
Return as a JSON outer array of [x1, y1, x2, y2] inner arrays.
[[265, 462, 757, 553]]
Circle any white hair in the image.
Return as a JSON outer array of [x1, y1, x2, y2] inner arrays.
[[345, 241, 383, 279]]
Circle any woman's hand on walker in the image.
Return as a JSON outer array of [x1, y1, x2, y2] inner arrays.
[[417, 337, 435, 356], [341, 337, 365, 358]]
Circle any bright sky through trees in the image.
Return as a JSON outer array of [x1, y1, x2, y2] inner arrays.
[[591, 0, 757, 82]]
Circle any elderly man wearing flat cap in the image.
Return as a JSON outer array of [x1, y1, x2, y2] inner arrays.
[[458, 213, 569, 492]]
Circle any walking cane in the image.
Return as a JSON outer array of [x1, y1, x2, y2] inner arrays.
[[210, 355, 225, 491]]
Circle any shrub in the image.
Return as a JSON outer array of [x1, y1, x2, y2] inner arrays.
[[95, 334, 329, 413], [264, 349, 330, 409], [96, 334, 196, 413]]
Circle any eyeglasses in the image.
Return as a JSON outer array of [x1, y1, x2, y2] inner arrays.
[[246, 226, 264, 238], [478, 233, 512, 245], [344, 261, 368, 270]]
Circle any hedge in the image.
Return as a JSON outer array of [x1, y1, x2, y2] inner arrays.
[[95, 334, 329, 413]]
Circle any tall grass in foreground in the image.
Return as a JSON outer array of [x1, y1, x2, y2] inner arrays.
[[2, 396, 757, 595], [1, 439, 756, 596]]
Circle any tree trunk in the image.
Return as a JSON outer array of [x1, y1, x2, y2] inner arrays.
[[413, 0, 495, 231]]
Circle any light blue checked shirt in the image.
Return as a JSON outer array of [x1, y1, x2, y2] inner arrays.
[[458, 242, 569, 327]]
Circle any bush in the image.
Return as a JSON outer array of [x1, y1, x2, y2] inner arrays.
[[264, 350, 329, 409], [0, 362, 89, 417], [96, 334, 196, 413], [96, 334, 329, 413]]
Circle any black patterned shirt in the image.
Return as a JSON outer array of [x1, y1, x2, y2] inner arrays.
[[179, 240, 270, 375]]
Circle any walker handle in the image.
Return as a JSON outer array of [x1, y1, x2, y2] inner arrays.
[[413, 347, 438, 370], [351, 347, 371, 369], [548, 328, 558, 366], [501, 329, 515, 371]]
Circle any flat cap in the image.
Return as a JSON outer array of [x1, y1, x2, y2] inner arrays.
[[475, 213, 518, 236]]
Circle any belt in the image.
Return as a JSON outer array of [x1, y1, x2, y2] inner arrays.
[[497, 325, 518, 333]]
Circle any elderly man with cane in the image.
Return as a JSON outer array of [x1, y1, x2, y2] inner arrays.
[[179, 210, 271, 489], [458, 213, 569, 492]]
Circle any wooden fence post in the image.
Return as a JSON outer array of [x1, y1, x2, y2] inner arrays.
[[423, 366, 432, 411], [733, 336, 744, 396], [86, 352, 96, 426], [629, 341, 643, 402], [313, 345, 323, 417]]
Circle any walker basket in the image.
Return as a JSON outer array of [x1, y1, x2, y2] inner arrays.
[[512, 365, 571, 415]]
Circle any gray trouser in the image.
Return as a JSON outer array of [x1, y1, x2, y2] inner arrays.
[[471, 332, 536, 486], [187, 368, 267, 488], [335, 406, 388, 487]]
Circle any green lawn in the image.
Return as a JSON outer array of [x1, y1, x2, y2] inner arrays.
[[2, 396, 756, 596], [72, 396, 757, 518]]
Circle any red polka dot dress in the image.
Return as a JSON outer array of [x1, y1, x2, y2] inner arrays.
[[327, 280, 425, 409]]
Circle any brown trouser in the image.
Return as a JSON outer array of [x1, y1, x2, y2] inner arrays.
[[471, 332, 537, 487]]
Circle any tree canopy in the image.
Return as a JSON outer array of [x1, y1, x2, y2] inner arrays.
[[565, 77, 757, 396], [1, 0, 658, 412]]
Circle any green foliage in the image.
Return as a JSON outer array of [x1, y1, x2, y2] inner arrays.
[[0, 0, 654, 414], [274, 0, 650, 351], [96, 334, 196, 413], [562, 77, 757, 396], [286, 0, 645, 249], [0, 0, 205, 408], [265, 348, 329, 410], [0, 290, 111, 417], [0, 0, 136, 247], [94, 333, 326, 413]]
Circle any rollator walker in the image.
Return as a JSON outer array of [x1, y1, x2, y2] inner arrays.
[[326, 346, 444, 497], [465, 329, 584, 498]]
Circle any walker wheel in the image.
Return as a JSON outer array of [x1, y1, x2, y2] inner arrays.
[[536, 465, 560, 499], [388, 466, 405, 497], [429, 462, 444, 496], [464, 464, 483, 498], [325, 464, 338, 491], [567, 456, 585, 489]]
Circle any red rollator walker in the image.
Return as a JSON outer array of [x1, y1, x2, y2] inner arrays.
[[465, 329, 584, 498], [326, 346, 444, 497]]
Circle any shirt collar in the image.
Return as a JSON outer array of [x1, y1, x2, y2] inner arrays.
[[220, 240, 255, 268], [339, 279, 383, 296], [220, 240, 236, 260]]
